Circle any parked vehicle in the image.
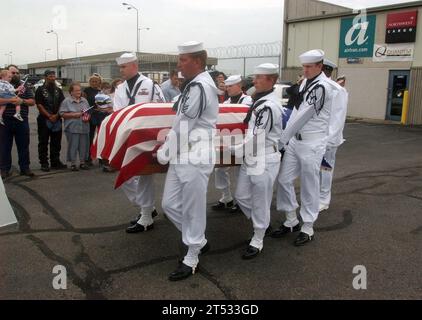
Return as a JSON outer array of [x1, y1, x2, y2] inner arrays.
[[33, 79, 63, 91], [21, 74, 43, 91]]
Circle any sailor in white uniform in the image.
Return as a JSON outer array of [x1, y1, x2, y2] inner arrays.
[[319, 59, 349, 212], [157, 41, 219, 281], [230, 64, 283, 260], [212, 75, 252, 213], [272, 49, 338, 246], [112, 52, 166, 234]]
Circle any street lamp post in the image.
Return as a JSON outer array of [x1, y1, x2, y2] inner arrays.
[[46, 30, 59, 61], [75, 41, 83, 58], [4, 51, 12, 65], [122, 2, 140, 52], [47, 30, 60, 76], [138, 27, 150, 52], [45, 49, 52, 62]]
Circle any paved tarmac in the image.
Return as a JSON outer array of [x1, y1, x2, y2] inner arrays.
[[1, 109, 421, 300]]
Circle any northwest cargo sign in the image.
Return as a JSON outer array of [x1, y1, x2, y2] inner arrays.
[[386, 11, 418, 43], [339, 15, 377, 58]]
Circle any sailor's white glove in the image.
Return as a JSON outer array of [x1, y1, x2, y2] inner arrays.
[[157, 145, 169, 165]]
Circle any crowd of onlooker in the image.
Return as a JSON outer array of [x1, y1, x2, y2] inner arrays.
[[0, 64, 126, 179]]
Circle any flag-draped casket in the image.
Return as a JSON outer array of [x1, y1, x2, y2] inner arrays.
[[92, 103, 249, 188]]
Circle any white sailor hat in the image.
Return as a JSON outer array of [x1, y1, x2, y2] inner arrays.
[[299, 49, 325, 64], [116, 52, 138, 66], [323, 59, 337, 69], [253, 63, 279, 75], [225, 75, 242, 86], [178, 41, 204, 54]]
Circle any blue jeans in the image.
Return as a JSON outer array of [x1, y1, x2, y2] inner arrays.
[[0, 116, 30, 172]]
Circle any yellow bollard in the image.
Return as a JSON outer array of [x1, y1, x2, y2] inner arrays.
[[401, 90, 409, 125]]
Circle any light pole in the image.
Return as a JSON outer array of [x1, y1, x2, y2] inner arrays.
[[75, 41, 83, 58], [46, 30, 59, 61], [47, 30, 60, 76], [45, 49, 52, 62], [138, 27, 150, 52], [122, 2, 139, 52], [4, 51, 12, 65]]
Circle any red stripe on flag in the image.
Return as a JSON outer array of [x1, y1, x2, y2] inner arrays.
[[115, 152, 156, 189]]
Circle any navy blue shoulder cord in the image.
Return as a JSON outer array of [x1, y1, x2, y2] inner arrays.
[[126, 80, 144, 105], [173, 81, 206, 119]]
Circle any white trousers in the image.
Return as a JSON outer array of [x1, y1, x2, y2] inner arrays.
[[235, 156, 280, 250], [320, 146, 338, 207], [162, 163, 214, 267], [276, 138, 325, 236], [214, 167, 240, 203], [121, 175, 155, 215]]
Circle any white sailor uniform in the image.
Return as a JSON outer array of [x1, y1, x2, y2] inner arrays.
[[276, 71, 338, 237], [214, 93, 253, 205], [319, 79, 348, 211], [113, 72, 165, 227], [233, 90, 283, 251], [159, 70, 219, 269]]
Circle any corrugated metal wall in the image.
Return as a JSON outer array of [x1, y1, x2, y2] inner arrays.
[[281, 67, 302, 83], [408, 67, 422, 125], [285, 0, 349, 22]]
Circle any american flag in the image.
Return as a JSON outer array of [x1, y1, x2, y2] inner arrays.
[[79, 104, 95, 122], [91, 103, 249, 188]]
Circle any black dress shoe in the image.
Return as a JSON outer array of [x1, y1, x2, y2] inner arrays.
[[169, 262, 195, 281], [242, 245, 261, 260], [294, 232, 314, 247], [130, 210, 158, 225], [79, 164, 89, 170], [86, 159, 94, 167], [1, 170, 11, 180], [51, 162, 67, 170], [20, 169, 35, 177], [40, 165, 50, 172], [271, 223, 301, 238], [211, 200, 234, 211], [228, 203, 241, 214], [126, 223, 154, 234]]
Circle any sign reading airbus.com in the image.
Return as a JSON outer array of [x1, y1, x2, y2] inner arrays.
[[339, 15, 376, 58]]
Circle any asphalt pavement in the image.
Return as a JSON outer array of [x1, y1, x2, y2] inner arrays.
[[1, 109, 421, 300]]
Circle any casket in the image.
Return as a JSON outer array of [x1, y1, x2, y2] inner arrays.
[[92, 103, 249, 188]]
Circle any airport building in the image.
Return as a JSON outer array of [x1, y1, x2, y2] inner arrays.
[[283, 0, 422, 124]]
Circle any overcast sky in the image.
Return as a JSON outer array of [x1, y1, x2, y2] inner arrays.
[[0, 0, 418, 66]]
